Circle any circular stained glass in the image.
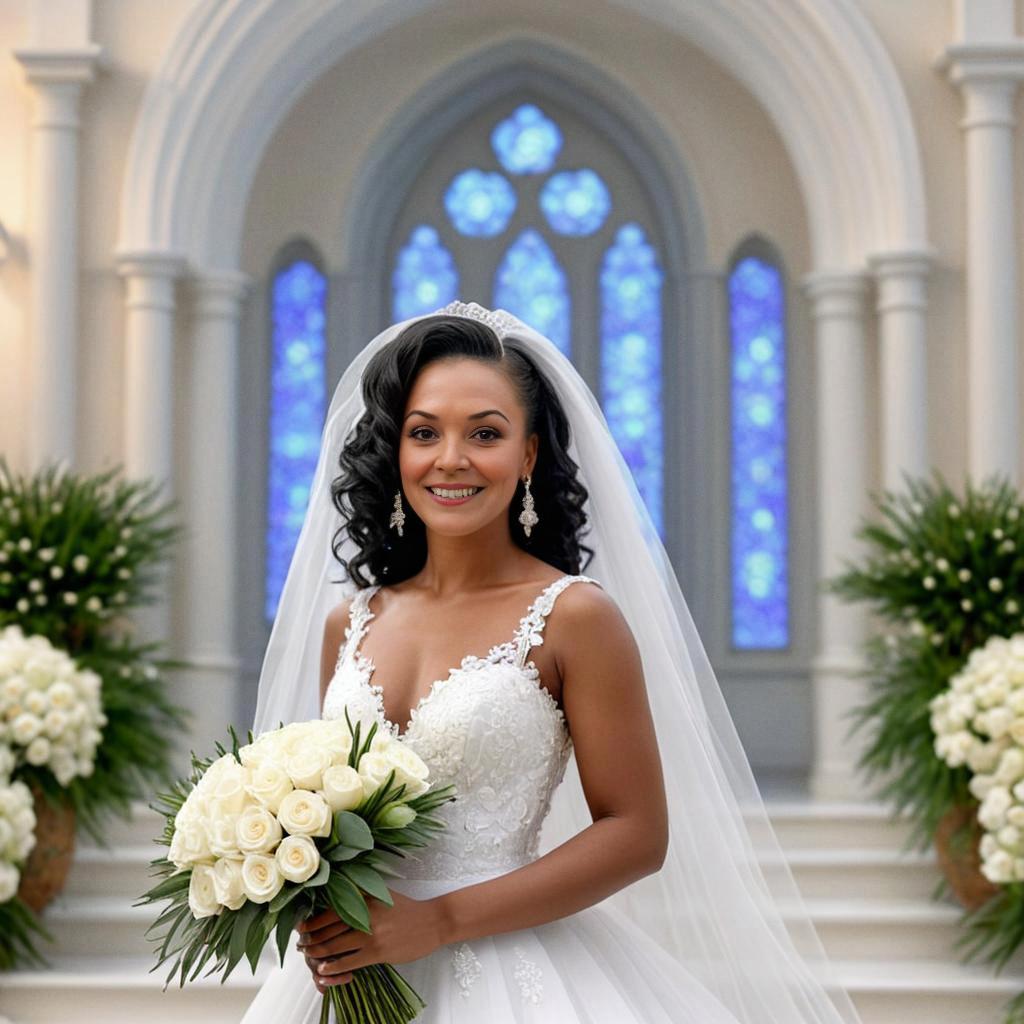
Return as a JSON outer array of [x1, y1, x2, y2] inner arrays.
[[444, 169, 516, 237], [540, 169, 611, 236], [491, 103, 563, 174]]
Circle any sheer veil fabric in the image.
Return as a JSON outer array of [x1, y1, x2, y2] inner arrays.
[[252, 301, 863, 1024]]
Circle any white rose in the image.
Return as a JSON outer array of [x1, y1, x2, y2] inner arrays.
[[980, 787, 1014, 831], [379, 741, 430, 799], [277, 789, 332, 838], [996, 748, 1024, 785], [356, 752, 394, 800], [320, 765, 364, 813], [10, 713, 42, 745], [207, 817, 241, 859], [1007, 805, 1024, 828], [0, 862, 19, 902], [188, 863, 222, 919], [971, 773, 996, 801], [208, 760, 252, 818], [25, 736, 51, 766], [211, 857, 247, 910], [169, 818, 214, 868], [234, 806, 283, 855], [246, 761, 294, 814], [275, 835, 321, 883], [240, 853, 285, 904], [44, 680, 73, 710], [998, 824, 1024, 852], [285, 747, 332, 792], [983, 849, 1015, 884]]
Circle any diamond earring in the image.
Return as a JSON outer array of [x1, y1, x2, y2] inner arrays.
[[518, 475, 539, 538], [389, 490, 406, 537]]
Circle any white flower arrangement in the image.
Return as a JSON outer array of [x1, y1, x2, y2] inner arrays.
[[0, 626, 107, 787], [0, 746, 36, 904], [930, 633, 1024, 884]]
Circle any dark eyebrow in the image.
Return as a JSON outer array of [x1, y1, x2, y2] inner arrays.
[[404, 409, 511, 424]]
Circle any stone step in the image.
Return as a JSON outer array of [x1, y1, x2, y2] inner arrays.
[[763, 847, 944, 900], [1, 954, 1021, 1024]]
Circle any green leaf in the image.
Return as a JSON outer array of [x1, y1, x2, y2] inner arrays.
[[275, 899, 307, 966], [323, 843, 366, 863], [324, 874, 371, 933], [302, 857, 331, 889], [340, 863, 393, 906], [334, 811, 374, 851]]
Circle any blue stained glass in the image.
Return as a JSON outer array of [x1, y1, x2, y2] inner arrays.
[[600, 224, 664, 536], [729, 256, 789, 649], [444, 169, 516, 237], [491, 103, 563, 174], [266, 259, 327, 623], [392, 225, 459, 319], [540, 169, 611, 236], [493, 229, 571, 356]]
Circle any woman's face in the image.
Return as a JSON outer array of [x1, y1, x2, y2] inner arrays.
[[399, 357, 538, 539]]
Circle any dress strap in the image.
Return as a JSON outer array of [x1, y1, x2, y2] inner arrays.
[[335, 585, 380, 672], [512, 573, 602, 668]]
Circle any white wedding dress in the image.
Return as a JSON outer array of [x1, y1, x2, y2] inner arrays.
[[240, 573, 743, 1023]]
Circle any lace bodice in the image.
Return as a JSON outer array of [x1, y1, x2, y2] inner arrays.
[[322, 573, 600, 880]]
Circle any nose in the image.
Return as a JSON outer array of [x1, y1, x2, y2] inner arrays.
[[434, 433, 470, 474]]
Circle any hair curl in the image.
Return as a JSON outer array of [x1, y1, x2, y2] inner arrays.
[[331, 315, 594, 587]]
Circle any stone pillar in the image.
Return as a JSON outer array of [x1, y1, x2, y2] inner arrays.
[[943, 40, 1024, 484], [115, 252, 186, 645], [175, 270, 250, 761], [13, 47, 102, 468], [803, 271, 872, 800], [868, 250, 932, 493]]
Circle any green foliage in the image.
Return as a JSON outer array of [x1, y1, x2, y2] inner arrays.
[[0, 896, 51, 969]]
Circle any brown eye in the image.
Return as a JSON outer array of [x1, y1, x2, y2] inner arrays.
[[408, 427, 435, 440], [474, 428, 501, 441]]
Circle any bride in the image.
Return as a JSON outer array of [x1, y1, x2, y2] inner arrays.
[[243, 301, 864, 1023]]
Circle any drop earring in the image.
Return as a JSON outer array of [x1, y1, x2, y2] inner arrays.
[[389, 490, 406, 537], [518, 475, 539, 538]]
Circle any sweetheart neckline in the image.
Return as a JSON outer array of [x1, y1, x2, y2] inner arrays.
[[351, 643, 564, 741]]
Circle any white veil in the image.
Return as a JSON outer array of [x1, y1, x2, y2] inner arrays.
[[253, 301, 863, 1024]]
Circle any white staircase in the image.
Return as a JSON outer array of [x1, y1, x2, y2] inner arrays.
[[1, 797, 1022, 1024]]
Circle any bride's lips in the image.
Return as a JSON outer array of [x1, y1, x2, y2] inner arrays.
[[424, 486, 485, 506]]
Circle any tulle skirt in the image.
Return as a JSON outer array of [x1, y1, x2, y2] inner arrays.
[[239, 868, 744, 1024]]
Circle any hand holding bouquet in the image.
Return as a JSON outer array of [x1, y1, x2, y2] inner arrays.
[[138, 712, 455, 1024]]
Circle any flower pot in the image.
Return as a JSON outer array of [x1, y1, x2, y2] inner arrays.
[[16, 780, 76, 913], [934, 801, 1001, 911]]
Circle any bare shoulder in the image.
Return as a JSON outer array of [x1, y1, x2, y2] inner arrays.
[[549, 578, 639, 663]]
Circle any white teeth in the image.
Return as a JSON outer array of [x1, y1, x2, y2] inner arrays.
[[428, 486, 481, 498]]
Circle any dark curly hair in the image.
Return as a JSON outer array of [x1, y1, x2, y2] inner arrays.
[[331, 315, 594, 588]]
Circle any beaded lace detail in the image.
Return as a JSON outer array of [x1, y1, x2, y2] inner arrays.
[[432, 300, 526, 338], [451, 942, 482, 998], [322, 574, 600, 879], [513, 946, 544, 1004]]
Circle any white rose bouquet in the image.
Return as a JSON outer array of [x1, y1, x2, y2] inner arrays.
[[138, 713, 455, 1024], [0, 625, 106, 787], [929, 633, 1024, 884], [0, 745, 50, 968]]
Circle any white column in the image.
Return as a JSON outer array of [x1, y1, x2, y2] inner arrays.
[[13, 48, 102, 469], [943, 44, 1024, 484], [174, 270, 250, 761], [115, 252, 185, 647], [868, 250, 932, 493], [803, 271, 872, 800]]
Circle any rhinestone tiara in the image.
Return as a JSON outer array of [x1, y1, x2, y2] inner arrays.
[[431, 300, 524, 339]]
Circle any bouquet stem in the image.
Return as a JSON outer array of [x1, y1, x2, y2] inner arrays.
[[320, 963, 426, 1024]]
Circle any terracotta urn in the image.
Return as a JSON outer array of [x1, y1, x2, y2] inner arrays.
[[933, 801, 1001, 911], [16, 780, 76, 913]]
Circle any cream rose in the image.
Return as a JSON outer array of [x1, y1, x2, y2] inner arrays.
[[240, 853, 285, 904], [277, 789, 332, 838], [275, 835, 321, 883], [246, 761, 294, 814], [235, 805, 283, 855], [212, 857, 247, 910], [320, 764, 364, 813], [188, 863, 222, 919], [379, 741, 430, 799], [356, 752, 394, 800], [169, 817, 214, 868], [0, 862, 19, 902], [207, 817, 241, 859], [285, 747, 332, 792]]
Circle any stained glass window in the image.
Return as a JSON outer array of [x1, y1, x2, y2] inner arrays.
[[444, 169, 517, 237], [392, 225, 459, 319], [266, 259, 327, 623], [493, 229, 571, 356], [729, 255, 789, 649], [541, 169, 611, 236], [600, 224, 664, 536], [491, 103, 563, 174]]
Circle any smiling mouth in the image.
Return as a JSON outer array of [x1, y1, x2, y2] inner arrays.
[[426, 486, 483, 499]]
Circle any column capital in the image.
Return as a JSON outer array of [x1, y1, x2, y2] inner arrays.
[[13, 45, 104, 85], [867, 247, 936, 277], [188, 269, 253, 320], [867, 248, 935, 314], [801, 269, 870, 318], [939, 44, 1024, 126], [116, 250, 188, 281]]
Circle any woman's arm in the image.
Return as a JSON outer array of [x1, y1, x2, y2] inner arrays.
[[432, 583, 669, 945]]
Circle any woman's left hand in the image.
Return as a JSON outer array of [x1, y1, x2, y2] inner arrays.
[[296, 891, 447, 989]]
